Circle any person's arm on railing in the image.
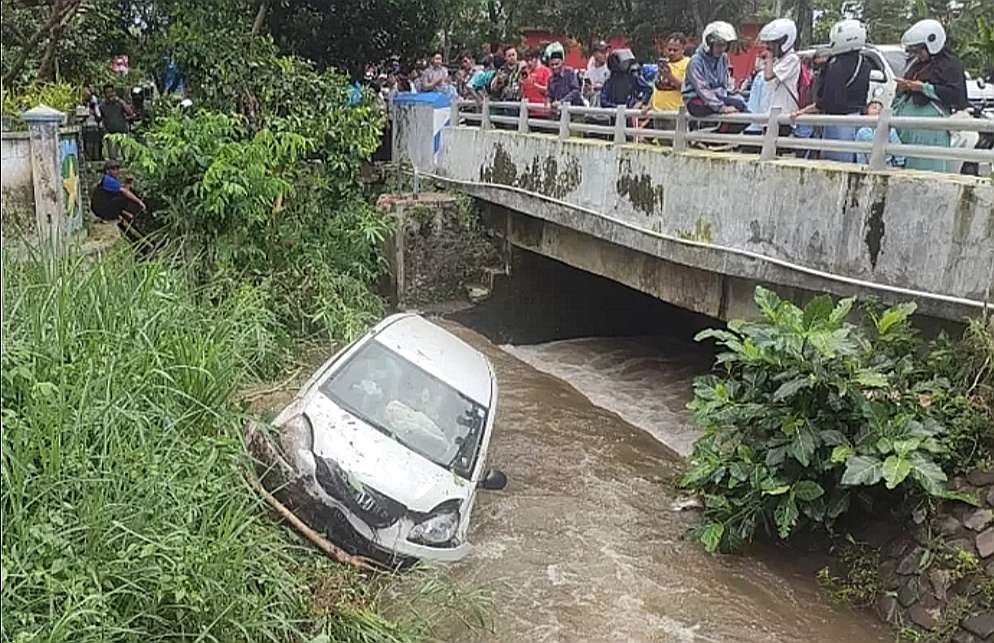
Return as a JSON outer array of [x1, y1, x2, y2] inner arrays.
[[789, 103, 819, 122]]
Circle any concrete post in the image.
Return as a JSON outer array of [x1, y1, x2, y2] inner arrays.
[[558, 104, 570, 141], [21, 105, 67, 251], [868, 107, 893, 170], [518, 98, 529, 133], [481, 95, 491, 130], [674, 107, 689, 152], [613, 104, 627, 144], [760, 108, 782, 161], [389, 95, 397, 163]]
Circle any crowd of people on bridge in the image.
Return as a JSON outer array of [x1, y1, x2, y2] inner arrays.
[[384, 15, 972, 173]]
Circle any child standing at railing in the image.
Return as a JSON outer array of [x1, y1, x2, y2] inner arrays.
[[855, 100, 905, 166]]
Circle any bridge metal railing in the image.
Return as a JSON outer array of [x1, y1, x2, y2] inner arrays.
[[453, 98, 994, 172]]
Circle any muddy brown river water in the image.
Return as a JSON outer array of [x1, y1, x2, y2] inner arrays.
[[419, 320, 891, 643]]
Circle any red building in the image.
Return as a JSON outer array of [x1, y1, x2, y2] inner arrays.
[[520, 21, 764, 85]]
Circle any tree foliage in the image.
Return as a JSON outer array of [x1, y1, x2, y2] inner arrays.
[[682, 287, 991, 553], [266, 0, 443, 75]]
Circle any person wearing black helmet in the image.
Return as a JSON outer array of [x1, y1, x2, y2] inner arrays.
[[586, 40, 611, 106], [601, 48, 652, 109]]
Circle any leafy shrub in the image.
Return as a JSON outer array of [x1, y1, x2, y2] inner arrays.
[[1, 82, 79, 125], [682, 287, 986, 553], [115, 103, 387, 343]]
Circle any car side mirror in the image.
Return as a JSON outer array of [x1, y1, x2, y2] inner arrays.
[[479, 469, 507, 491], [869, 70, 886, 83]]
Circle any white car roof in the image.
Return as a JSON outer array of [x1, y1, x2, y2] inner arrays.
[[372, 314, 494, 406]]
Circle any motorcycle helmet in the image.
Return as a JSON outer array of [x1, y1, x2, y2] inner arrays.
[[703, 21, 737, 48], [607, 48, 637, 73], [828, 19, 866, 55], [758, 18, 797, 54], [545, 41, 565, 62], [901, 19, 946, 55]]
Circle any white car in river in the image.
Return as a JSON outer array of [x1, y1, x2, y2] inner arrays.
[[272, 313, 506, 563]]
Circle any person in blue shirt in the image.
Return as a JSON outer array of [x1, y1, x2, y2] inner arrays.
[[855, 100, 905, 166], [90, 161, 145, 223]]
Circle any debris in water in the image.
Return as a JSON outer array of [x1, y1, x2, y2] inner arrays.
[[670, 496, 704, 512]]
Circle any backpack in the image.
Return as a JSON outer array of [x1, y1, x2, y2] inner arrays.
[[796, 62, 814, 108]]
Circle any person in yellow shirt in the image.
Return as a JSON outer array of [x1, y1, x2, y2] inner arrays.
[[651, 33, 691, 116]]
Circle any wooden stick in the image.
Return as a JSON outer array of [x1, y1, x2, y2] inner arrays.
[[241, 420, 382, 571], [247, 474, 381, 571]]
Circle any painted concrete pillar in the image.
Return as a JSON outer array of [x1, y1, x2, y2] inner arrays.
[[21, 104, 67, 250], [391, 93, 451, 174]]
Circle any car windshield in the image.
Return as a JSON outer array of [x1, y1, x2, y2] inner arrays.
[[319, 339, 488, 479]]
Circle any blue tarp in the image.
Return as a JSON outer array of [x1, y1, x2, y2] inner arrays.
[[392, 92, 451, 108]]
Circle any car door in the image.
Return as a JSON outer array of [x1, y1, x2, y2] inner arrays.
[[456, 371, 499, 543]]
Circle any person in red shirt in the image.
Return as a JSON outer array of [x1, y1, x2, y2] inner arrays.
[[520, 48, 551, 116]]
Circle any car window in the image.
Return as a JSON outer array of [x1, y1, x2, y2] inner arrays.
[[320, 339, 488, 479]]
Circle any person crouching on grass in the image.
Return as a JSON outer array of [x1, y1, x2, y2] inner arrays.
[[91, 160, 145, 226]]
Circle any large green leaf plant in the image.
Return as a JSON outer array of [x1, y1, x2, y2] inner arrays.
[[683, 287, 975, 553]]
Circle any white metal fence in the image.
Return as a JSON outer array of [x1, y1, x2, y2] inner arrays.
[[453, 98, 994, 172]]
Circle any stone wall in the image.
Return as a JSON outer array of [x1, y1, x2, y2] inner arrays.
[[1, 132, 36, 235], [2, 122, 85, 243], [376, 192, 505, 308], [876, 467, 994, 641]]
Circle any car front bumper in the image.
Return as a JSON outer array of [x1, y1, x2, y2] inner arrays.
[[280, 421, 470, 563]]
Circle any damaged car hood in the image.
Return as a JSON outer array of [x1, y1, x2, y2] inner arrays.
[[304, 394, 472, 513]]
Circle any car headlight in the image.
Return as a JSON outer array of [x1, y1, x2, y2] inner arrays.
[[283, 413, 314, 451], [408, 508, 460, 546]]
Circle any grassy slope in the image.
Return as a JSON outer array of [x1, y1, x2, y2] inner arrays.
[[0, 249, 408, 642]]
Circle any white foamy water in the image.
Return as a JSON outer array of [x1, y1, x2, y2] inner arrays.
[[502, 336, 707, 456]]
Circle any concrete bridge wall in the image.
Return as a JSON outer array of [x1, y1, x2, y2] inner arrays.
[[433, 127, 994, 321]]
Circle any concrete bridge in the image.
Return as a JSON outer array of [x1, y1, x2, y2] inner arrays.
[[392, 99, 994, 322]]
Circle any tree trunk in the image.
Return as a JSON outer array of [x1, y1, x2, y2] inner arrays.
[[689, 1, 704, 35], [794, 0, 813, 48], [3, 0, 81, 87], [36, 22, 66, 81], [251, 0, 270, 36]]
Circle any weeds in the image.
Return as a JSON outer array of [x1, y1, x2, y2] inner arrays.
[[816, 544, 882, 607], [0, 249, 404, 642]]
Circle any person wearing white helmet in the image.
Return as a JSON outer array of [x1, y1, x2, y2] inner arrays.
[[790, 19, 870, 162], [893, 18, 968, 172], [681, 21, 747, 117], [757, 18, 801, 128]]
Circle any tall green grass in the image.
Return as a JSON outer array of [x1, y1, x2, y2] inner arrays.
[[0, 249, 362, 642]]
